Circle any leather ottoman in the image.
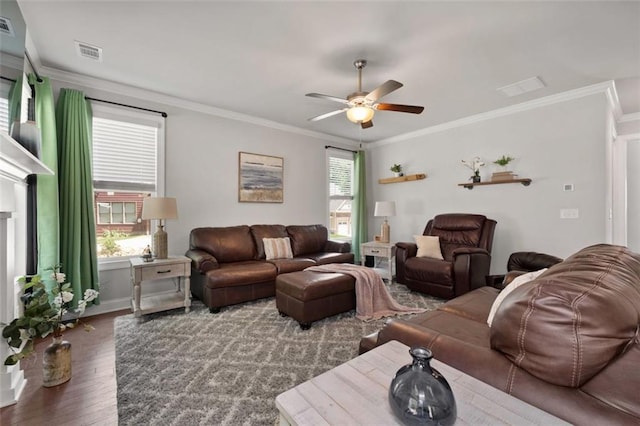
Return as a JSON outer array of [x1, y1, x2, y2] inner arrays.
[[275, 271, 356, 329]]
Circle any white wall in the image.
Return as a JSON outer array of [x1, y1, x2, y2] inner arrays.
[[45, 76, 615, 309], [627, 139, 640, 252], [367, 93, 608, 274], [49, 77, 339, 312]]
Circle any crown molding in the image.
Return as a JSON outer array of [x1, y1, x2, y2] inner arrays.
[[0, 53, 23, 71], [39, 65, 358, 146], [619, 112, 640, 124], [34, 62, 623, 151], [370, 81, 621, 148]]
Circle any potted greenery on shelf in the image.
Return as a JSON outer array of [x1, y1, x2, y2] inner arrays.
[[493, 155, 515, 170], [390, 164, 403, 177]]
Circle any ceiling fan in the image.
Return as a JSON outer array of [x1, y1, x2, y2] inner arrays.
[[306, 59, 425, 129]]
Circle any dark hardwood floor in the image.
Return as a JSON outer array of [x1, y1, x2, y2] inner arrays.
[[1, 310, 128, 426]]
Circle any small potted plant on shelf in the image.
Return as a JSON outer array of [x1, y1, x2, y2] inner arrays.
[[390, 164, 403, 177], [461, 157, 485, 183], [492, 155, 516, 181], [493, 155, 515, 170]]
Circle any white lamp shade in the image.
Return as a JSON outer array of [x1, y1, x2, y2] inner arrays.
[[142, 197, 178, 220], [346, 106, 375, 123], [374, 201, 396, 217]]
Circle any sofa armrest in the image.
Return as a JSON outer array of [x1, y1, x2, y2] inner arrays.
[[451, 248, 491, 296], [507, 251, 563, 272], [324, 240, 351, 253], [185, 249, 219, 273], [376, 318, 438, 349], [395, 242, 418, 284]]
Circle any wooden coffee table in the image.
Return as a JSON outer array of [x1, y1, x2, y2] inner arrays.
[[275, 340, 569, 425]]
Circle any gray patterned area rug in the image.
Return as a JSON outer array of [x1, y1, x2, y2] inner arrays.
[[114, 285, 443, 425]]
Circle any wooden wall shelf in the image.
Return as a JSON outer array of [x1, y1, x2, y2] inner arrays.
[[458, 178, 532, 189], [378, 173, 427, 184]]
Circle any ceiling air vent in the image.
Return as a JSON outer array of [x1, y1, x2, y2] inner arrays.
[[75, 41, 103, 62], [497, 76, 545, 97], [0, 16, 15, 36]]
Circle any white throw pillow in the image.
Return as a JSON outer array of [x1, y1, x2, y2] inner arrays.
[[414, 235, 444, 260], [487, 268, 548, 327], [263, 237, 293, 260]]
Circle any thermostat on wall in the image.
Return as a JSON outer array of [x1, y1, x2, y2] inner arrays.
[[563, 184, 574, 192]]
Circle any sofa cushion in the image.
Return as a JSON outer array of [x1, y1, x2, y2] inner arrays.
[[204, 261, 277, 288], [286, 224, 328, 256], [439, 286, 499, 323], [429, 214, 486, 260], [491, 244, 640, 387], [405, 256, 453, 286], [190, 226, 256, 263], [263, 237, 293, 260], [250, 224, 288, 259], [267, 258, 315, 274], [414, 235, 444, 259], [486, 268, 548, 327], [306, 252, 354, 265]]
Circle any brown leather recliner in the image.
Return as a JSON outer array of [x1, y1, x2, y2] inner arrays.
[[395, 213, 496, 299]]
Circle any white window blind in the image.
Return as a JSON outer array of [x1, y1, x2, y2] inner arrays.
[[329, 156, 354, 197], [92, 117, 157, 191], [0, 80, 11, 134], [0, 97, 8, 135]]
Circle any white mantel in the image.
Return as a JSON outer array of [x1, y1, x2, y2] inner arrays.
[[0, 131, 52, 407]]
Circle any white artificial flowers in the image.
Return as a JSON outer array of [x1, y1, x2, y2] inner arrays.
[[461, 156, 485, 173]]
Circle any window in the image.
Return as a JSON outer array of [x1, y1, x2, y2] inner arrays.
[[0, 80, 11, 134], [97, 201, 138, 224], [328, 151, 354, 241], [91, 104, 165, 261]]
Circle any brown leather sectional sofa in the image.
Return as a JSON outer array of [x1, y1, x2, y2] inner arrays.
[[360, 244, 640, 425], [186, 224, 353, 312]]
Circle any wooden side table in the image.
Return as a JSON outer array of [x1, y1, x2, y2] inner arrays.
[[129, 255, 191, 317], [361, 241, 396, 281]]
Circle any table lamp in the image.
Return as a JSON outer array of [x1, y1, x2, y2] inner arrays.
[[142, 197, 178, 259], [374, 201, 396, 243]]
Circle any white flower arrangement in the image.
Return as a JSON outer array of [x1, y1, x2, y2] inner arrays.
[[2, 264, 99, 365], [461, 157, 485, 178]]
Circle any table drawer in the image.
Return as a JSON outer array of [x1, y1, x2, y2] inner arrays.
[[362, 246, 391, 256], [138, 262, 188, 281]]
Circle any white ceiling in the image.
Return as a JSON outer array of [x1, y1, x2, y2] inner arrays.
[[16, 1, 640, 143]]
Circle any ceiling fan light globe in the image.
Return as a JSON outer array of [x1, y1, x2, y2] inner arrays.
[[346, 106, 374, 123]]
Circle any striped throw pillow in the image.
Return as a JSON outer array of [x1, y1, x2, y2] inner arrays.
[[263, 237, 293, 260]]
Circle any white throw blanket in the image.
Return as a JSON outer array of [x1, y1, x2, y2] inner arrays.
[[305, 263, 426, 321]]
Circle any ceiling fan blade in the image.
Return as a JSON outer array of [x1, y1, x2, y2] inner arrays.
[[375, 103, 425, 114], [308, 109, 347, 122], [364, 80, 403, 103], [306, 93, 349, 104], [361, 120, 373, 129]]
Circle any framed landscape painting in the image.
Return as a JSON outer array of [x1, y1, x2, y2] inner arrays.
[[238, 152, 284, 203]]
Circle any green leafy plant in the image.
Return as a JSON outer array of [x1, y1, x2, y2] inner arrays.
[[2, 265, 99, 365], [493, 155, 515, 167], [99, 229, 127, 256], [390, 164, 402, 173]]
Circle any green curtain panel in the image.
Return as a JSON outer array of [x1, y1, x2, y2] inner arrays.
[[56, 88, 99, 306], [29, 75, 60, 286], [352, 150, 368, 263]]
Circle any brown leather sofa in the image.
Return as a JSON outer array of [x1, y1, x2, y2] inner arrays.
[[360, 244, 640, 425], [186, 224, 353, 312], [396, 213, 497, 299]]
